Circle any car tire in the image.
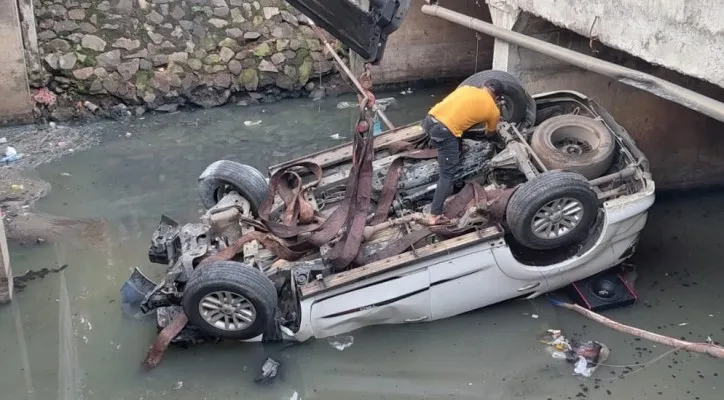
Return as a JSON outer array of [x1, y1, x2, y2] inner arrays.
[[530, 115, 616, 180], [182, 260, 278, 340], [459, 70, 536, 128], [506, 171, 600, 250], [198, 160, 269, 214]]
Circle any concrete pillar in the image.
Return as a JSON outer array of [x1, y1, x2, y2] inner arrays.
[[354, 0, 495, 85], [0, 0, 33, 125], [1, 216, 12, 303], [486, 0, 520, 72], [17, 0, 44, 86]]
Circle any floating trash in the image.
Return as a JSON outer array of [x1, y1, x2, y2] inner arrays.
[[541, 329, 609, 378], [328, 335, 354, 351]]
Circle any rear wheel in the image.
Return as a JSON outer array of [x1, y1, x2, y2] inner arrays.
[[506, 171, 599, 250], [459, 70, 536, 128], [198, 160, 269, 214], [182, 261, 278, 340]]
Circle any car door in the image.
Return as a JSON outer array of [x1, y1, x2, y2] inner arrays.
[[428, 243, 537, 320], [309, 267, 432, 339]]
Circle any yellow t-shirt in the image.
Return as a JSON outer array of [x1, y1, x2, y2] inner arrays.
[[428, 85, 501, 137]]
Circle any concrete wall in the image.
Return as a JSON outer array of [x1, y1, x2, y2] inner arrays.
[[364, 0, 495, 85], [0, 216, 12, 303], [0, 0, 33, 125], [489, 0, 724, 89], [504, 13, 724, 190]]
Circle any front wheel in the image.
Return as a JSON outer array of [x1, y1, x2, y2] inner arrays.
[[198, 160, 269, 214], [182, 261, 278, 340], [505, 171, 599, 250]]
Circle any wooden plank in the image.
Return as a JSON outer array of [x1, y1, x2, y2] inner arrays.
[[299, 226, 503, 299], [268, 122, 424, 175]]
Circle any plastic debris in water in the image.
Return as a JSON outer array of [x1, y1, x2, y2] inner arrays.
[[336, 101, 357, 109], [2, 153, 22, 164], [541, 329, 609, 378], [244, 120, 262, 126], [328, 335, 354, 351], [254, 357, 280, 384], [330, 133, 343, 140], [289, 391, 300, 400], [400, 88, 413, 95], [172, 381, 183, 390]]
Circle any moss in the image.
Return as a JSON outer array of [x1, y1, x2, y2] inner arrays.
[[75, 48, 97, 68], [306, 39, 322, 51], [204, 54, 222, 65], [135, 70, 154, 91], [253, 42, 271, 57], [276, 39, 289, 52], [291, 48, 309, 66], [75, 82, 88, 93], [297, 57, 313, 86], [240, 68, 259, 90]]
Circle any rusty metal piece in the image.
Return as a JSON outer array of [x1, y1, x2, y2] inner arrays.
[[485, 187, 516, 223], [143, 312, 188, 369]]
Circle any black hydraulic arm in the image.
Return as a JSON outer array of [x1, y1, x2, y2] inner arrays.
[[285, 0, 410, 64]]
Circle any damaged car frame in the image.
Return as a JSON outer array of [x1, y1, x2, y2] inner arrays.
[[123, 72, 655, 346]]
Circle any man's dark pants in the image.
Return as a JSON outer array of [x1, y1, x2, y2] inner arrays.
[[423, 115, 461, 216]]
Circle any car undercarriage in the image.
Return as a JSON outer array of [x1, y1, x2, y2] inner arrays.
[[122, 73, 653, 348]]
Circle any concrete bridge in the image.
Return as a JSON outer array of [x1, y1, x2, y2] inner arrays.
[[362, 0, 724, 192]]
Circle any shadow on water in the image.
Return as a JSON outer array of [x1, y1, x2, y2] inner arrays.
[[1, 87, 722, 400]]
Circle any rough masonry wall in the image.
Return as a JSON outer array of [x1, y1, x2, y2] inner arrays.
[[507, 14, 724, 190], [488, 0, 724, 89], [34, 0, 339, 110]]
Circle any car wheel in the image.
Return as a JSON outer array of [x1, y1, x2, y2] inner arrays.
[[506, 171, 599, 250], [198, 160, 269, 214], [182, 260, 278, 340], [459, 70, 536, 128], [530, 115, 616, 180]]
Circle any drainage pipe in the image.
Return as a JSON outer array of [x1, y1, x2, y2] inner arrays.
[[421, 4, 724, 124]]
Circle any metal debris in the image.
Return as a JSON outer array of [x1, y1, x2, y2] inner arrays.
[[254, 357, 280, 384]]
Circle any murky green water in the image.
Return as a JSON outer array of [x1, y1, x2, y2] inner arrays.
[[1, 87, 722, 400]]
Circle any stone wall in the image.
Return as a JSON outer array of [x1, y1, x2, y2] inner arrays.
[[34, 0, 340, 113]]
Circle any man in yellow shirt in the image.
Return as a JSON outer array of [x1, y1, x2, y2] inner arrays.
[[424, 80, 502, 225]]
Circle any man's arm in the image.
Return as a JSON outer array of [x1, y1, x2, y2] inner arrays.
[[485, 106, 501, 134]]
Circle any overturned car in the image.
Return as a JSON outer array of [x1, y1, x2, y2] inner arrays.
[[123, 71, 655, 346]]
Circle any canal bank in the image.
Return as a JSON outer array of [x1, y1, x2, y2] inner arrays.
[[0, 88, 721, 400]]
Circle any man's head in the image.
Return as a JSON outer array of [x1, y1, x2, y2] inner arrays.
[[483, 79, 503, 97]]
